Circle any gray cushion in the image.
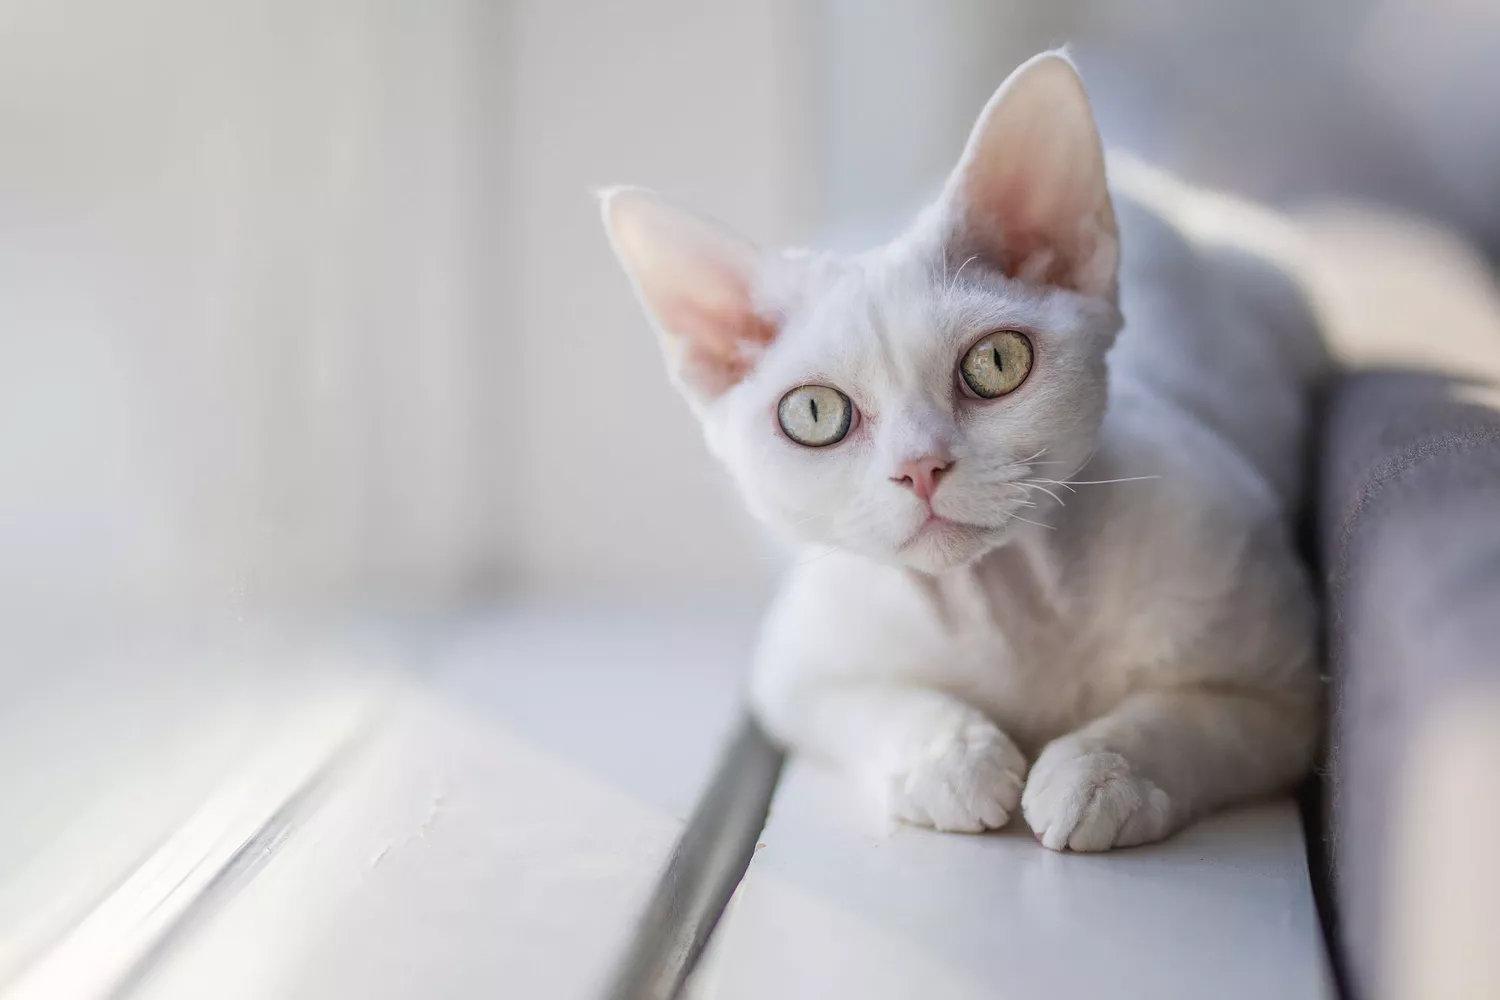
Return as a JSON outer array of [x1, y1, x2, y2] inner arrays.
[[1319, 371, 1500, 1000]]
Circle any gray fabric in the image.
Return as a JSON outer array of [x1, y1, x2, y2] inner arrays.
[[1319, 371, 1500, 1000]]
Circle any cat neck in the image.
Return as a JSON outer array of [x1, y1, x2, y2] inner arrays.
[[903, 524, 1068, 635]]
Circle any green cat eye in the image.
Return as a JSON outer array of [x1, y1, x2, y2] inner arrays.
[[778, 384, 853, 447], [959, 330, 1033, 399]]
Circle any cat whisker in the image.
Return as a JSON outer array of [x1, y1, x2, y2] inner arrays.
[[789, 546, 841, 570], [1062, 442, 1105, 481], [949, 254, 981, 294], [1036, 475, 1161, 488], [1005, 511, 1055, 531], [983, 462, 1076, 477], [1017, 446, 1048, 467], [973, 446, 1047, 478], [972, 447, 1076, 478], [1016, 481, 1066, 506], [1005, 482, 1042, 504]]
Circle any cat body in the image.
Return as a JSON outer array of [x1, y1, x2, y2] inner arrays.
[[602, 52, 1325, 850]]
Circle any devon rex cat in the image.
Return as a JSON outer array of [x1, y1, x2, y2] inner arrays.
[[601, 51, 1324, 851]]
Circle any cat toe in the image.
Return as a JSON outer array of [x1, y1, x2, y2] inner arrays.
[[885, 721, 1026, 833], [1021, 746, 1173, 851]]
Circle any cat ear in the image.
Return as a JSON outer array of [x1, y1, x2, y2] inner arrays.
[[940, 51, 1118, 301], [600, 187, 779, 405]]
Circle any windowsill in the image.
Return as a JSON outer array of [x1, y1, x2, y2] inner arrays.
[[112, 606, 758, 1000], [15, 608, 1333, 999], [690, 756, 1335, 1000]]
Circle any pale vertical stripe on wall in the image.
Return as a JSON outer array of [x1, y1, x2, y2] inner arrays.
[[0, 0, 506, 617], [506, 0, 814, 598], [816, 0, 1086, 245]]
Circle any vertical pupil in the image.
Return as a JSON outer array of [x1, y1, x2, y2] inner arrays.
[[809, 396, 819, 423], [991, 345, 1003, 371]]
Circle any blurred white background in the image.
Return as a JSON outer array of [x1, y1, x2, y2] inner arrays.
[[0, 0, 812, 620], [3, 0, 1496, 621]]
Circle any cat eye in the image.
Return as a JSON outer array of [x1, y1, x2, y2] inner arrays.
[[778, 385, 854, 447], [959, 330, 1032, 399]]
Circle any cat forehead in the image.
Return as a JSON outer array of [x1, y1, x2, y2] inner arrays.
[[761, 244, 1057, 385]]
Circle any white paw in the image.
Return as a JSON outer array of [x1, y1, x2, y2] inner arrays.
[[882, 721, 1027, 833], [1021, 745, 1173, 852]]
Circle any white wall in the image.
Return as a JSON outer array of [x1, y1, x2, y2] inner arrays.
[[505, 0, 814, 600], [0, 0, 1076, 615], [0, 0, 500, 620], [0, 0, 825, 616], [816, 0, 1078, 244]]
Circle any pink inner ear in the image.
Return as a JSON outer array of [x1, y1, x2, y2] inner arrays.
[[664, 297, 779, 397], [979, 209, 1114, 294], [944, 55, 1118, 300], [603, 187, 786, 399], [949, 186, 1117, 299]]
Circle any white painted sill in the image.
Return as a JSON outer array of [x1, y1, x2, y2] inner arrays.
[[690, 757, 1335, 1000], [3, 609, 1335, 1000]]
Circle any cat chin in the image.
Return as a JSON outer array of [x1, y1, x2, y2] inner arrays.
[[888, 528, 1005, 575], [897, 545, 996, 575], [778, 528, 1000, 575]]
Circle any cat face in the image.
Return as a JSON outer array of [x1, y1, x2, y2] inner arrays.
[[603, 52, 1123, 572]]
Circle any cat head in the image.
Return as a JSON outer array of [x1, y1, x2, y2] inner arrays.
[[601, 52, 1121, 574]]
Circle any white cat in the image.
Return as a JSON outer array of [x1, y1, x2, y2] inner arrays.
[[600, 51, 1325, 851]]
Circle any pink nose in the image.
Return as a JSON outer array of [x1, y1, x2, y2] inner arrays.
[[892, 455, 952, 503]]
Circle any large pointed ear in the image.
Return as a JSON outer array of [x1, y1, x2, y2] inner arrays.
[[940, 51, 1118, 301], [600, 187, 779, 406]]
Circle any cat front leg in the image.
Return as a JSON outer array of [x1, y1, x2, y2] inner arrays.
[[754, 681, 1028, 833], [1020, 687, 1318, 851]]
